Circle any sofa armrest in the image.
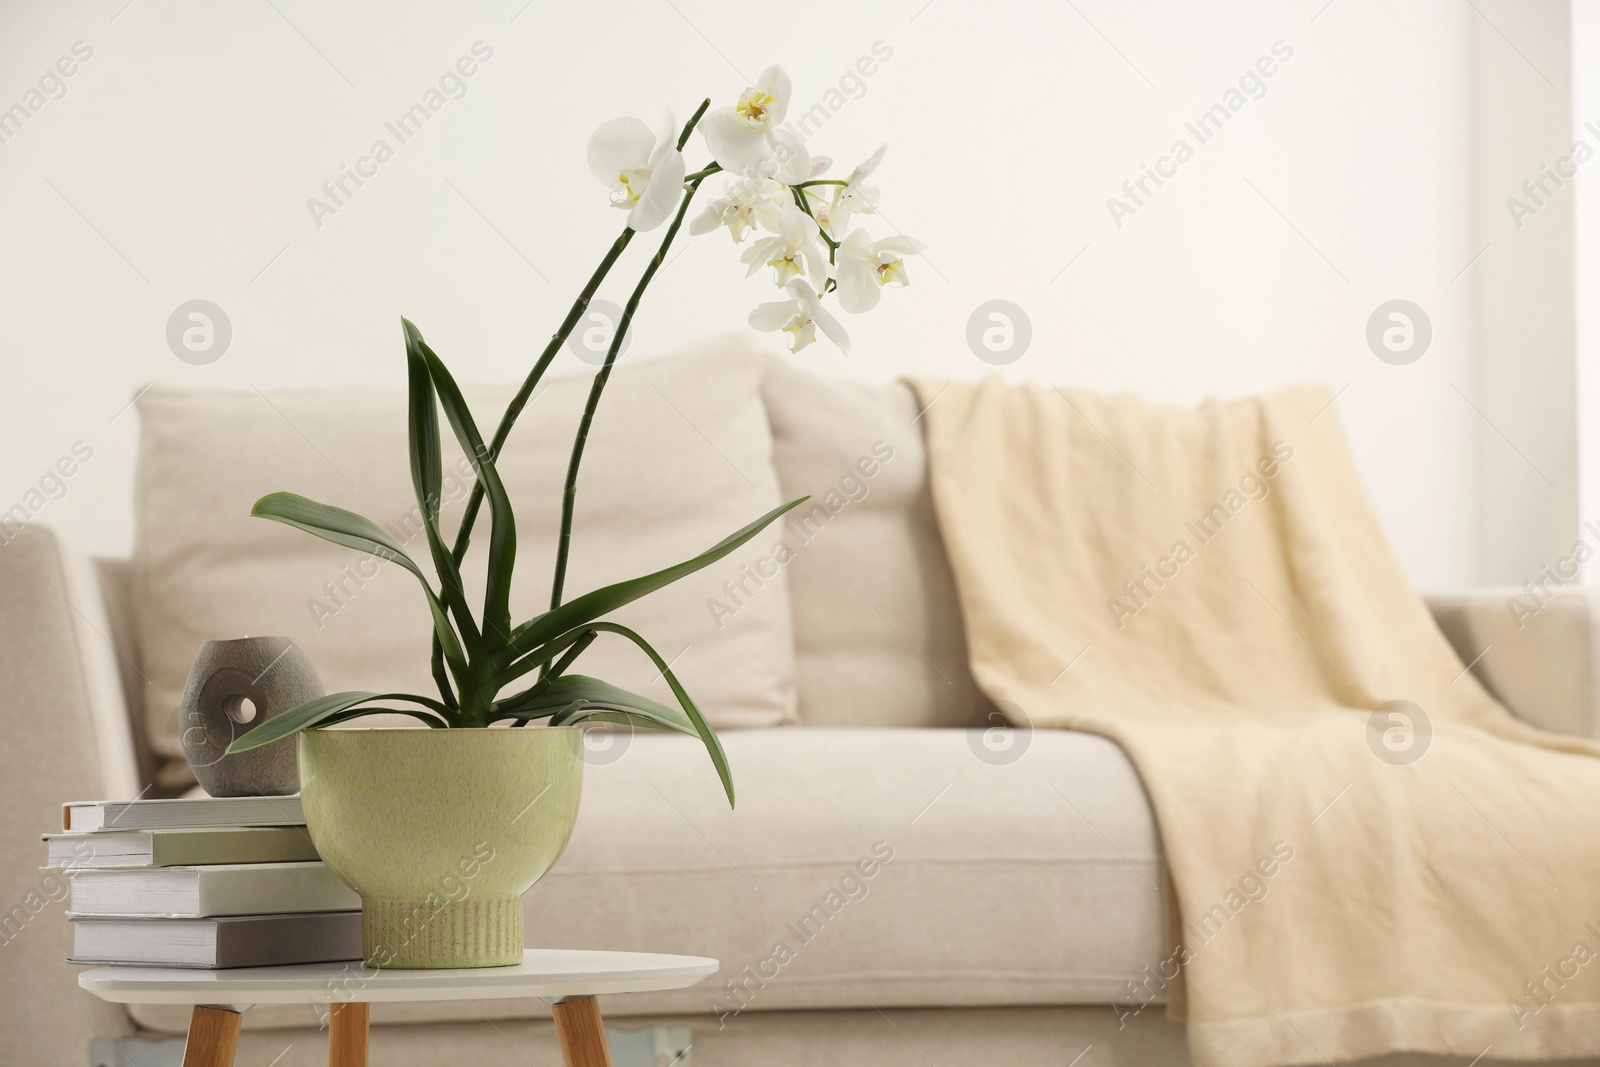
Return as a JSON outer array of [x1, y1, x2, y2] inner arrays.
[[1425, 587, 1600, 740], [0, 526, 136, 1061]]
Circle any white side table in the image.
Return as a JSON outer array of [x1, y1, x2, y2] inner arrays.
[[78, 948, 718, 1067]]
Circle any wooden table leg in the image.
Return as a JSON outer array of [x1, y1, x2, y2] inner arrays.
[[551, 996, 613, 1067], [328, 1001, 370, 1067], [181, 1006, 241, 1067]]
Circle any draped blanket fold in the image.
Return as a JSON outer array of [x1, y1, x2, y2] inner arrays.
[[908, 377, 1600, 1067]]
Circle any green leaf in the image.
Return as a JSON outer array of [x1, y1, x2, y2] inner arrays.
[[492, 629, 600, 729], [224, 691, 451, 753], [251, 492, 471, 687], [399, 319, 486, 671], [552, 707, 697, 732], [495, 624, 601, 689], [252, 492, 424, 580], [407, 322, 517, 646], [589, 622, 733, 807], [402, 319, 444, 531], [319, 707, 452, 729], [494, 674, 697, 736], [400, 318, 459, 711], [501, 497, 808, 668]]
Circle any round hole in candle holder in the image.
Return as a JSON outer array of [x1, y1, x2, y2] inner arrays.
[[224, 695, 258, 725]]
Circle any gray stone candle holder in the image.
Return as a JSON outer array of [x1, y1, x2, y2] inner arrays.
[[177, 637, 324, 797]]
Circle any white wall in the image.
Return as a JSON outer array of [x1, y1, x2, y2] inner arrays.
[[1576, 0, 1600, 577], [1471, 0, 1577, 587], [0, 0, 1577, 589]]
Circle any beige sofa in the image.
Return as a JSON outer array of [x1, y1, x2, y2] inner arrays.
[[5, 347, 1598, 1067]]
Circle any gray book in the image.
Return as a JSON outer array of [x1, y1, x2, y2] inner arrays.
[[70, 911, 362, 968]]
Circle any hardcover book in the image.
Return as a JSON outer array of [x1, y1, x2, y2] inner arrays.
[[70, 911, 362, 968], [63, 795, 304, 833], [66, 861, 357, 918], [46, 827, 318, 869]]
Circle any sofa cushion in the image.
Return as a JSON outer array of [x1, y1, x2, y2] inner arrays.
[[537, 727, 1165, 1015], [760, 359, 989, 728], [130, 726, 1166, 1032], [133, 340, 797, 784]]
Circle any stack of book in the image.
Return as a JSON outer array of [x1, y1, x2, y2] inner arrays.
[[46, 795, 362, 969]]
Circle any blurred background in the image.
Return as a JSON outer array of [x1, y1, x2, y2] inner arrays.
[[0, 0, 1591, 591]]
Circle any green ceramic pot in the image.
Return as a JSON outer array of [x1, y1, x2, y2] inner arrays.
[[298, 727, 583, 969]]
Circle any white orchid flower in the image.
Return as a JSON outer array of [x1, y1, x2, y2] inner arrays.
[[588, 109, 686, 232], [740, 206, 827, 288], [808, 188, 842, 241], [835, 228, 925, 314], [768, 127, 813, 185], [689, 176, 789, 243], [826, 144, 887, 237], [749, 279, 850, 354], [702, 65, 793, 177]]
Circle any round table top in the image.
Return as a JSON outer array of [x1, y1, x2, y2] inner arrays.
[[78, 949, 720, 1005]]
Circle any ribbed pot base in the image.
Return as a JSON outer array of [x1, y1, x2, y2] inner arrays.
[[362, 896, 523, 968]]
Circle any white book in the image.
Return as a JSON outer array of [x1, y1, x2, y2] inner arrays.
[[67, 862, 358, 918], [64, 795, 304, 832]]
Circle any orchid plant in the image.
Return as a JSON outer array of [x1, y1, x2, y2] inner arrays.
[[227, 66, 921, 807]]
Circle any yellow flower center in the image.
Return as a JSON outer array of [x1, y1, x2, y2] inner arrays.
[[768, 253, 803, 283], [612, 168, 647, 208], [738, 90, 775, 125]]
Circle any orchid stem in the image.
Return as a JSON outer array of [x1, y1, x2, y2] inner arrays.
[[449, 98, 712, 570], [550, 163, 716, 611], [430, 227, 636, 709], [791, 187, 839, 252], [547, 103, 714, 613], [437, 99, 715, 700], [448, 230, 634, 566], [679, 98, 711, 151]]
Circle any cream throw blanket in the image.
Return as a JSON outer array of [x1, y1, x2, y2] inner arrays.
[[909, 377, 1600, 1067]]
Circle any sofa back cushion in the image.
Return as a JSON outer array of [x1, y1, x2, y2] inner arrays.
[[134, 339, 796, 785], [760, 359, 988, 728]]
